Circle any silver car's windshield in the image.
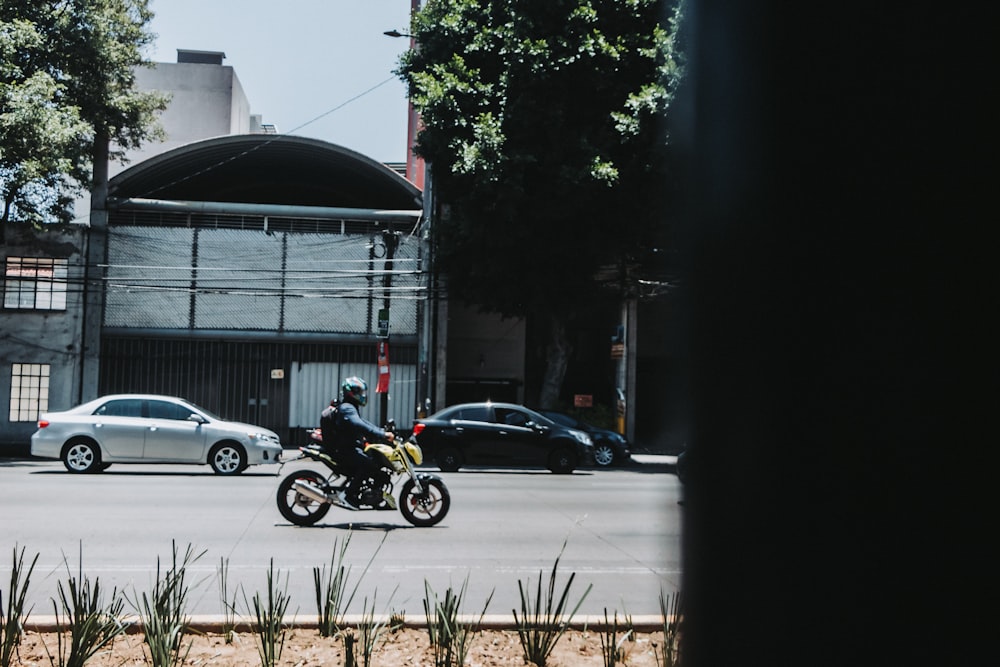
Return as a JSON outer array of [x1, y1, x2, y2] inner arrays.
[[180, 399, 220, 420]]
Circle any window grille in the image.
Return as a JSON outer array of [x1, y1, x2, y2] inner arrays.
[[3, 257, 68, 310], [9, 363, 50, 422]]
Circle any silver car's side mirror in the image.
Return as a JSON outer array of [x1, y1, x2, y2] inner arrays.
[[187, 414, 207, 424]]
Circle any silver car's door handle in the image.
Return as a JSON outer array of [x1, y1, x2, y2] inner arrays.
[[149, 426, 158, 431]]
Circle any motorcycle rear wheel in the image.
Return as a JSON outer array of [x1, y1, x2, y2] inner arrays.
[[399, 477, 450, 527], [277, 469, 331, 526]]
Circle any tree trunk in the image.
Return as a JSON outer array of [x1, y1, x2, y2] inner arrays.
[[538, 313, 572, 409], [91, 130, 109, 215], [1, 192, 14, 243]]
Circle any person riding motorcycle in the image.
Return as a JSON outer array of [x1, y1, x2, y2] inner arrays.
[[326, 376, 395, 509]]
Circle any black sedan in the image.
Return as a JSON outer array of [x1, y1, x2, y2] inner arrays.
[[411, 402, 594, 473], [538, 410, 631, 467]]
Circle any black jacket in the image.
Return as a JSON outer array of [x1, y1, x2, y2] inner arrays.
[[328, 400, 387, 452]]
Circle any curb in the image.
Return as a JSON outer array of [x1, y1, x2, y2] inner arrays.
[[24, 614, 670, 634], [628, 454, 677, 466]]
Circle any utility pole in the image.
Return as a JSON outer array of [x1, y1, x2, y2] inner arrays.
[[377, 230, 400, 426], [79, 131, 110, 403]]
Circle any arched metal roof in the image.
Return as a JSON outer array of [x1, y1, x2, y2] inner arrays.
[[108, 134, 422, 212]]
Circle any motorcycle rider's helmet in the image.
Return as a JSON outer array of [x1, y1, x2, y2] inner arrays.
[[341, 376, 368, 406]]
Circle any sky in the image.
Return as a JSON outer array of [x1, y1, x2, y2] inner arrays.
[[145, 0, 416, 164]]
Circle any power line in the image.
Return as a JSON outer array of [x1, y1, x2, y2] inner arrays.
[[135, 77, 400, 200], [61, 73, 404, 224]]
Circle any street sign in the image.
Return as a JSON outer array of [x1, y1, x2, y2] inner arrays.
[[377, 308, 390, 338]]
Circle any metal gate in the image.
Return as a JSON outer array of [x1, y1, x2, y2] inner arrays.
[[100, 337, 417, 446]]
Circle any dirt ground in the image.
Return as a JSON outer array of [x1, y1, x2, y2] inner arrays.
[[14, 627, 672, 666]]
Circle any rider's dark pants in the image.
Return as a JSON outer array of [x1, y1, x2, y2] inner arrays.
[[339, 446, 380, 501]]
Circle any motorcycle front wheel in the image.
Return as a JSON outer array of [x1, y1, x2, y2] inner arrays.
[[399, 477, 450, 527], [276, 469, 331, 526]]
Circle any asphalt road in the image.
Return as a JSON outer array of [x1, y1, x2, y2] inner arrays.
[[0, 456, 681, 621]]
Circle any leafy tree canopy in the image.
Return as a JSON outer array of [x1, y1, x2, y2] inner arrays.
[[397, 0, 685, 322], [1, 0, 167, 225]]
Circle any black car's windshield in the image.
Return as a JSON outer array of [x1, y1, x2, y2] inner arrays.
[[446, 405, 490, 421], [541, 412, 577, 428], [495, 407, 531, 426], [433, 404, 554, 426], [505, 407, 553, 426]]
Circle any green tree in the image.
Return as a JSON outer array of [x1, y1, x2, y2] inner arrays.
[[397, 0, 685, 407], [0, 0, 167, 230]]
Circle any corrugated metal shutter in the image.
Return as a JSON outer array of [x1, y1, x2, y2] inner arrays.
[[289, 361, 416, 429]]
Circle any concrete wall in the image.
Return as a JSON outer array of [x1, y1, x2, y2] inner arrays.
[[129, 61, 252, 168], [73, 57, 257, 224], [0, 223, 88, 452]]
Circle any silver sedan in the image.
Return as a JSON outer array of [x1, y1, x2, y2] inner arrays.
[[30, 394, 283, 475]]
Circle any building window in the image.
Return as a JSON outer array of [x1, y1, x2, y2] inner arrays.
[[3, 257, 68, 310], [9, 363, 50, 422]]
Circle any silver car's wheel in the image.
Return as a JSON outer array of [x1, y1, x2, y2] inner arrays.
[[209, 443, 246, 475], [63, 440, 101, 473], [593, 443, 616, 467]]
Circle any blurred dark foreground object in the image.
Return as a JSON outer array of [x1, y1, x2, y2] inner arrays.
[[675, 2, 989, 665]]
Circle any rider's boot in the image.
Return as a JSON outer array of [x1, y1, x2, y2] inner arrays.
[[379, 491, 397, 510], [334, 490, 360, 510]]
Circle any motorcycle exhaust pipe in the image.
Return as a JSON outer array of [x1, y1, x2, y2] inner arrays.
[[292, 479, 331, 504]]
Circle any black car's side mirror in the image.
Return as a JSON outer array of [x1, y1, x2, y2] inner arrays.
[[525, 421, 548, 433]]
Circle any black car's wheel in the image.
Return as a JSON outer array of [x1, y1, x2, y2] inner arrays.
[[436, 447, 462, 472], [62, 439, 102, 473], [208, 442, 246, 475], [548, 447, 578, 474], [593, 443, 616, 467], [399, 477, 450, 527], [276, 470, 331, 526]]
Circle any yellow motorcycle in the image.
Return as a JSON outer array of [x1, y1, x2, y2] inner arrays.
[[276, 423, 450, 527]]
